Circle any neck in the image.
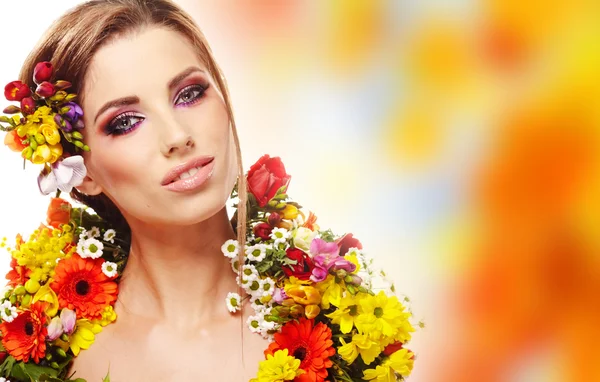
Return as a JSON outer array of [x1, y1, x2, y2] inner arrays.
[[116, 207, 238, 327]]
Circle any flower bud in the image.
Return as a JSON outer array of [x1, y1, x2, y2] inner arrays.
[[31, 144, 52, 164], [21, 293, 32, 308], [9, 295, 16, 305], [36, 81, 55, 98], [49, 90, 67, 101], [56, 348, 67, 358], [268, 212, 281, 226], [73, 140, 84, 149], [34, 133, 46, 145], [82, 144, 90, 152], [290, 304, 304, 317], [50, 362, 59, 369], [65, 93, 77, 101], [21, 146, 33, 160], [267, 199, 278, 208], [275, 202, 286, 210], [305, 304, 320, 319], [282, 204, 299, 220], [60, 308, 76, 334], [253, 222, 272, 240], [29, 139, 38, 151], [2, 105, 21, 114], [53, 80, 71, 90], [33, 61, 53, 84], [25, 278, 41, 294], [45, 353, 52, 361], [71, 131, 83, 140], [346, 284, 357, 295], [20, 97, 36, 115], [4, 80, 31, 101], [47, 316, 64, 341], [60, 333, 69, 342]]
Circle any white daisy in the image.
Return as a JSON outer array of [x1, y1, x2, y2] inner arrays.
[[230, 256, 241, 273], [103, 229, 116, 243], [79, 238, 104, 259], [0, 301, 18, 323], [270, 227, 290, 245], [101, 261, 118, 278], [245, 244, 267, 262], [241, 264, 259, 282], [225, 292, 242, 313], [78, 229, 88, 241], [221, 239, 239, 259], [88, 226, 101, 239], [0, 377, 10, 382], [245, 279, 262, 296], [258, 277, 275, 298], [247, 314, 261, 334]]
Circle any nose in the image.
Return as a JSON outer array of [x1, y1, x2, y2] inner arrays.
[[160, 120, 195, 156]]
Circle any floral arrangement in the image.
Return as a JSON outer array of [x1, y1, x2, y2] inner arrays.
[[223, 155, 417, 382], [1, 61, 88, 196]]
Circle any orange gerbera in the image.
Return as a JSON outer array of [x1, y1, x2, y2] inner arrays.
[[0, 302, 48, 363], [50, 254, 117, 320], [265, 318, 335, 382]]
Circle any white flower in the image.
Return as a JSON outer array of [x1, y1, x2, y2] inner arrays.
[[247, 314, 262, 334], [270, 227, 290, 245], [0, 377, 11, 382], [226, 292, 242, 313], [79, 238, 104, 259], [0, 301, 18, 323], [88, 226, 101, 239], [78, 229, 88, 241], [103, 229, 116, 243], [221, 239, 239, 259], [230, 256, 241, 273], [241, 264, 258, 282], [292, 227, 318, 252], [258, 277, 275, 298], [101, 261, 118, 278], [37, 155, 87, 195], [245, 244, 267, 262]]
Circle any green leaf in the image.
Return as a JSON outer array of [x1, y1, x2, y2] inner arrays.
[[102, 370, 111, 382], [20, 362, 59, 380]]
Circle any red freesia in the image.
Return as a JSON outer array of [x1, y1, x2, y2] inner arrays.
[[247, 155, 291, 207], [33, 61, 53, 84], [20, 97, 35, 115], [4, 81, 31, 102], [283, 248, 315, 280], [253, 222, 273, 240], [265, 318, 335, 382], [35, 81, 55, 98], [4, 130, 28, 152], [0, 301, 48, 363], [336, 233, 363, 256]]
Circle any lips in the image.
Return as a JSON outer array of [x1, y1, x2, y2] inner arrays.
[[161, 156, 215, 186]]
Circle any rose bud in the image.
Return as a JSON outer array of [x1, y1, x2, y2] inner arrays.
[[4, 80, 31, 101], [20, 97, 36, 115], [33, 61, 53, 84], [36, 81, 55, 98], [268, 212, 281, 227], [253, 222, 273, 240], [246, 154, 291, 207]]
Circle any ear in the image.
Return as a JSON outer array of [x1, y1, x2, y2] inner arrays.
[[75, 174, 103, 196]]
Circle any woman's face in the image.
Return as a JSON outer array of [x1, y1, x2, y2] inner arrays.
[[79, 26, 238, 226]]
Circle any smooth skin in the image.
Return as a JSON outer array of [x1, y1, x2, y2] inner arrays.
[[69, 27, 268, 381]]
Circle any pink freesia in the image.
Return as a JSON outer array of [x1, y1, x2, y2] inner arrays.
[[310, 238, 357, 282], [47, 316, 63, 341], [60, 308, 76, 334], [272, 287, 288, 304], [37, 156, 87, 195]]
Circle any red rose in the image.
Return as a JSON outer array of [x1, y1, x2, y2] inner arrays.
[[33, 61, 53, 84], [253, 222, 273, 240], [20, 97, 35, 115], [336, 233, 363, 256], [4, 81, 31, 102], [247, 155, 291, 207], [35, 81, 55, 98], [283, 248, 314, 280]]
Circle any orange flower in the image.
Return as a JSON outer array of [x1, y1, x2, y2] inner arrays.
[[301, 211, 319, 231], [4, 130, 28, 152], [0, 302, 48, 363], [265, 317, 335, 382], [51, 254, 118, 320], [6, 257, 31, 288], [46, 197, 71, 229]]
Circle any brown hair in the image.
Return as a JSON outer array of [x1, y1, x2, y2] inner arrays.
[[18, 0, 248, 251]]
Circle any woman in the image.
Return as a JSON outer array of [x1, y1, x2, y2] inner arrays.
[[1, 1, 416, 381], [16, 0, 264, 380]]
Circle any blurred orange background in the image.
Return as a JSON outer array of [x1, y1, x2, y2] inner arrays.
[[1, 1, 600, 381]]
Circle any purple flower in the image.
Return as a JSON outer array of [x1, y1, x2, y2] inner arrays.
[[272, 287, 288, 304], [37, 155, 87, 195], [47, 316, 64, 341], [60, 308, 76, 334], [63, 102, 83, 122], [309, 238, 340, 282], [54, 114, 72, 132]]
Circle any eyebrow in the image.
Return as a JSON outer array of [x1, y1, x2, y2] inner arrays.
[[93, 66, 206, 123]]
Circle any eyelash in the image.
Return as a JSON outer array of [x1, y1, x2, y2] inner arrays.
[[103, 83, 209, 136]]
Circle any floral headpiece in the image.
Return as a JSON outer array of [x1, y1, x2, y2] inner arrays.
[[1, 62, 87, 196]]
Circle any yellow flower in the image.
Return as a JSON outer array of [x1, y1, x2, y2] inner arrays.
[[70, 319, 102, 356], [362, 363, 395, 382], [281, 204, 299, 220], [388, 348, 414, 377], [41, 123, 61, 145], [48, 144, 63, 164], [326, 292, 365, 333], [31, 144, 52, 164], [93, 306, 117, 327], [32, 284, 59, 318], [284, 277, 321, 306], [356, 291, 411, 338], [314, 274, 342, 309], [251, 349, 303, 382], [338, 333, 381, 365], [305, 304, 320, 319]]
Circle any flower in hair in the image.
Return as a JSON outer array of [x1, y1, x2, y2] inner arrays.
[[1, 61, 89, 195]]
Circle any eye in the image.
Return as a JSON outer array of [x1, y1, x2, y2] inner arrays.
[[174, 83, 208, 106], [104, 112, 144, 136]]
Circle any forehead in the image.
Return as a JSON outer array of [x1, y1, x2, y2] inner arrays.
[[83, 27, 205, 108]]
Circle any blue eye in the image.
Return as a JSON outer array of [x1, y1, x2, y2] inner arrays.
[[175, 83, 208, 106], [104, 112, 144, 136]]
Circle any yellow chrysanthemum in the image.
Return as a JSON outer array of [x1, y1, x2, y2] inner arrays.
[[356, 291, 412, 338], [314, 274, 342, 309], [93, 305, 117, 327], [326, 292, 366, 333], [388, 348, 414, 377], [251, 349, 303, 382], [338, 333, 381, 365], [70, 319, 102, 356], [362, 363, 395, 382]]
